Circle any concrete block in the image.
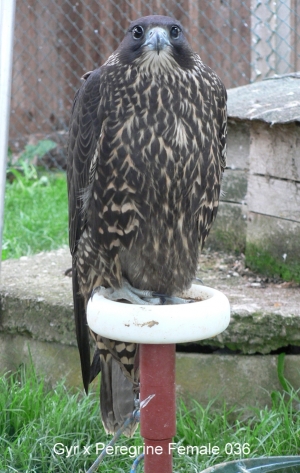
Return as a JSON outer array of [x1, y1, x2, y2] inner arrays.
[[176, 353, 300, 409], [207, 201, 247, 252], [249, 122, 300, 181], [227, 120, 250, 170], [0, 333, 83, 389]]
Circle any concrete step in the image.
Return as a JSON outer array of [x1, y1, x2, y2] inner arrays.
[[1, 248, 300, 407]]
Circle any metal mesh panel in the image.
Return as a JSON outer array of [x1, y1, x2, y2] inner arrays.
[[9, 0, 300, 169]]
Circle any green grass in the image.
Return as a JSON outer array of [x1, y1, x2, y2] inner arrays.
[[245, 243, 300, 284], [2, 162, 68, 260], [1, 364, 299, 473]]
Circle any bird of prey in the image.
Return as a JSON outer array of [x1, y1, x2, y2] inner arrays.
[[67, 14, 227, 437]]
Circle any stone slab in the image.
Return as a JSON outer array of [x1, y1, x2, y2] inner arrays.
[[1, 249, 300, 355], [176, 353, 300, 409], [199, 253, 300, 353], [249, 121, 300, 181], [227, 74, 300, 124], [0, 248, 76, 346], [1, 333, 299, 410], [247, 174, 300, 222], [0, 333, 82, 388]]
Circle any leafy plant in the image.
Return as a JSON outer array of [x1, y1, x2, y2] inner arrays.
[[7, 160, 49, 189], [18, 139, 57, 163]]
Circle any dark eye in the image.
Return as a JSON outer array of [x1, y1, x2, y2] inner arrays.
[[132, 25, 144, 40], [170, 25, 181, 39]]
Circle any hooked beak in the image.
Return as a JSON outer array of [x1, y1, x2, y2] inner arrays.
[[143, 27, 170, 54]]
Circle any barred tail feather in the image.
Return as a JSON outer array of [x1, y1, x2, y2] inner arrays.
[[100, 357, 138, 437]]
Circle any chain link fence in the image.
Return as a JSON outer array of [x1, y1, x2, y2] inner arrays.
[[8, 0, 300, 169]]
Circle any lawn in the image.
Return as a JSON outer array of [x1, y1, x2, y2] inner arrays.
[[2, 161, 68, 260], [0, 364, 299, 473]]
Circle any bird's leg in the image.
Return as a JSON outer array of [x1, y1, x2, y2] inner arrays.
[[92, 279, 193, 305], [145, 293, 193, 304], [92, 280, 152, 305], [144, 277, 204, 304]]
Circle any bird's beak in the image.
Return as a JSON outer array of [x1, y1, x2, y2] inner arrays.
[[144, 27, 170, 54]]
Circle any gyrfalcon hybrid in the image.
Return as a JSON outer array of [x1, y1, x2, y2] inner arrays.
[[67, 15, 227, 436]]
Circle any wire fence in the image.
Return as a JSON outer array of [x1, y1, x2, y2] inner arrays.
[[8, 0, 300, 170]]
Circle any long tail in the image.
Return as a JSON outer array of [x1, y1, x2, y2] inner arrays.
[[90, 336, 139, 437]]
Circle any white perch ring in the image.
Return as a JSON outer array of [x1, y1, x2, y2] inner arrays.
[[87, 285, 230, 344]]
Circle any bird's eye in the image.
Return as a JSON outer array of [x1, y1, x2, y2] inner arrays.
[[132, 25, 144, 40], [170, 25, 181, 39]]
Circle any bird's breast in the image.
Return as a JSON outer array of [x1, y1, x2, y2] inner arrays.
[[102, 72, 201, 175], [91, 68, 213, 291]]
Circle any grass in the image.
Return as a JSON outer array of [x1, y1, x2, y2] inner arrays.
[[245, 243, 300, 284], [1, 363, 299, 473], [2, 160, 68, 261]]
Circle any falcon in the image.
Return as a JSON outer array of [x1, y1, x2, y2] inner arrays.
[[67, 15, 227, 437]]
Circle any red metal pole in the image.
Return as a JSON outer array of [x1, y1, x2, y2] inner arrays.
[[140, 344, 176, 473]]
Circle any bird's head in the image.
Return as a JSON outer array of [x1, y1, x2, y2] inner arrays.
[[117, 15, 195, 72]]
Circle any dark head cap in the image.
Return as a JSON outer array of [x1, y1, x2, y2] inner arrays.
[[117, 15, 195, 70]]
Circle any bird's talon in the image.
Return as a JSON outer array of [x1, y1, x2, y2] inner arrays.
[[193, 277, 204, 285], [152, 292, 194, 305]]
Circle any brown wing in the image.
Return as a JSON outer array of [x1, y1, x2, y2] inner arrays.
[[67, 69, 103, 392], [193, 62, 227, 249], [67, 69, 103, 256]]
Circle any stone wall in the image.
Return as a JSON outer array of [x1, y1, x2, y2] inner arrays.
[[208, 74, 300, 282], [207, 120, 249, 253]]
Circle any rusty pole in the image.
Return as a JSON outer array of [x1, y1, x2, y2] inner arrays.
[[140, 343, 176, 473]]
